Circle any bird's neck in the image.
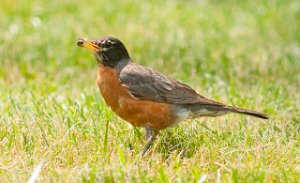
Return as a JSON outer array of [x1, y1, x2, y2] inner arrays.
[[97, 58, 133, 71]]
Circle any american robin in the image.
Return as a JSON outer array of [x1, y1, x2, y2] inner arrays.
[[77, 36, 268, 155]]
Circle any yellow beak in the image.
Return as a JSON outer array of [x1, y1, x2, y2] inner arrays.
[[77, 38, 102, 52]]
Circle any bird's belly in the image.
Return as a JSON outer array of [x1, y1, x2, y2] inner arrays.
[[115, 97, 175, 130], [169, 105, 191, 126], [97, 65, 176, 130]]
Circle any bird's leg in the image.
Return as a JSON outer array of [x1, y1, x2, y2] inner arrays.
[[141, 129, 159, 156], [145, 127, 153, 140]]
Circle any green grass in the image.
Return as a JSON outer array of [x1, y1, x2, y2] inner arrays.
[[1, 0, 300, 182]]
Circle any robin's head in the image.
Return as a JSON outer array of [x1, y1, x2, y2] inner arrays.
[[77, 36, 130, 66]]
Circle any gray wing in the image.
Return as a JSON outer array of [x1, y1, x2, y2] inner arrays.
[[119, 63, 224, 105]]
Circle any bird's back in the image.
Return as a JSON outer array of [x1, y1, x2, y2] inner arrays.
[[119, 62, 268, 120]]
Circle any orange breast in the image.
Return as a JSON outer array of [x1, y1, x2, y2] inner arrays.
[[97, 64, 175, 130]]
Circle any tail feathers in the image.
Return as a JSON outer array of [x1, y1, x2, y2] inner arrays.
[[226, 106, 269, 119]]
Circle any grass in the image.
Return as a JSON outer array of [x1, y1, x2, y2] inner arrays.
[[0, 0, 300, 182]]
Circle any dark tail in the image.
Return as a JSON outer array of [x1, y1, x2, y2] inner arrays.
[[226, 106, 269, 119]]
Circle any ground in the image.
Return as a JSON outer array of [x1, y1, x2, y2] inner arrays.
[[0, 0, 300, 182]]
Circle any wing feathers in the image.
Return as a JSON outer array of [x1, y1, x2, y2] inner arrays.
[[119, 63, 223, 105]]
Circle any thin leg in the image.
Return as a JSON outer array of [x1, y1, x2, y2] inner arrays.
[[145, 127, 153, 140], [141, 130, 159, 156]]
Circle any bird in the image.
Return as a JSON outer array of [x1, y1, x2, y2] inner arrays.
[[76, 36, 268, 155]]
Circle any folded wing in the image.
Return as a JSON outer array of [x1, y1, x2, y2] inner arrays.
[[119, 63, 225, 106]]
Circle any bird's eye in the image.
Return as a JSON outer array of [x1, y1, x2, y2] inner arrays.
[[105, 41, 112, 47]]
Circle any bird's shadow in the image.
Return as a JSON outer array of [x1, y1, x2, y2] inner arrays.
[[129, 127, 196, 158], [129, 122, 239, 159], [155, 130, 202, 159], [149, 122, 238, 159]]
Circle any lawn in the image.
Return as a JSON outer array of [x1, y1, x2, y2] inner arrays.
[[1, 0, 300, 182]]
